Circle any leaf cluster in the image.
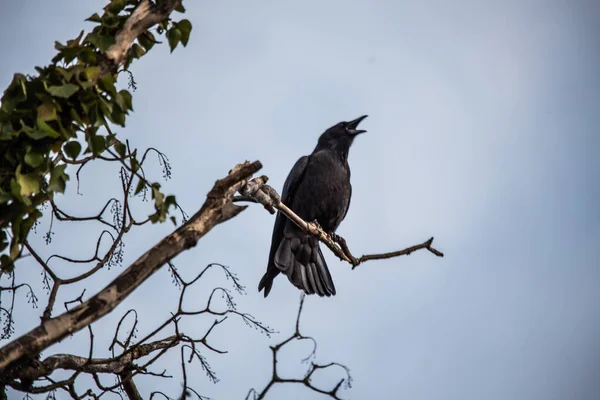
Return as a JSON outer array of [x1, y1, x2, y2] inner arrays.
[[0, 0, 192, 272]]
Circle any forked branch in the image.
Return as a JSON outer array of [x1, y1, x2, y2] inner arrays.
[[246, 294, 352, 400]]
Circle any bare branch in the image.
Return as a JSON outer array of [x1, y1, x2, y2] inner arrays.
[[5, 336, 179, 383], [0, 161, 262, 371], [248, 294, 352, 400], [234, 177, 444, 269]]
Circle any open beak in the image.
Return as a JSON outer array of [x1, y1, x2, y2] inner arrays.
[[347, 115, 368, 136]]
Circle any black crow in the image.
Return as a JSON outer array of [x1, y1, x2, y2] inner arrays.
[[259, 115, 368, 297]]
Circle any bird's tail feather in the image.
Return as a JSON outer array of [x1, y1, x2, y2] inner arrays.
[[258, 272, 274, 298], [274, 234, 336, 297]]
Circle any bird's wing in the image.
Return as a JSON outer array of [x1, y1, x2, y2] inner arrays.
[[259, 156, 310, 296], [274, 155, 310, 241], [281, 155, 310, 205], [341, 182, 352, 222]]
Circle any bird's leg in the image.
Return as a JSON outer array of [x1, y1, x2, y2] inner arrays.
[[310, 219, 343, 243], [310, 220, 336, 241], [328, 231, 343, 244], [311, 219, 323, 231], [328, 232, 360, 267]]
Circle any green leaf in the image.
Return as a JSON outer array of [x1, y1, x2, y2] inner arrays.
[[87, 134, 106, 155], [130, 158, 140, 173], [134, 179, 145, 195], [16, 168, 40, 197], [101, 13, 121, 29], [105, 0, 127, 14], [0, 120, 11, 137], [99, 97, 114, 116], [177, 20, 192, 47], [37, 102, 57, 121], [0, 99, 15, 113], [110, 108, 126, 127], [138, 31, 156, 51], [23, 129, 50, 140], [86, 33, 116, 52], [70, 108, 85, 125], [131, 43, 145, 59], [114, 92, 126, 112], [84, 66, 102, 82], [10, 178, 25, 203], [56, 119, 75, 139], [114, 140, 127, 158], [10, 238, 20, 260], [3, 74, 28, 109], [78, 48, 97, 64], [25, 150, 44, 168], [98, 74, 117, 97], [166, 28, 182, 53], [118, 90, 133, 111], [67, 30, 85, 48], [1, 255, 15, 274], [60, 47, 83, 64], [64, 141, 82, 160], [49, 164, 69, 193], [165, 195, 176, 208], [47, 83, 79, 99], [86, 12, 102, 23], [0, 189, 12, 203], [36, 118, 61, 138], [56, 67, 77, 82], [174, 3, 186, 12]]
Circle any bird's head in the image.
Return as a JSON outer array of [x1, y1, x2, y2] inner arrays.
[[315, 115, 368, 157]]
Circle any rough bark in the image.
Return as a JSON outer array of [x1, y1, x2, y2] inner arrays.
[[4, 336, 178, 381], [105, 0, 182, 68], [120, 369, 143, 400]]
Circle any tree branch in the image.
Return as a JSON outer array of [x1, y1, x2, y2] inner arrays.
[[0, 161, 262, 371], [7, 336, 178, 382], [234, 177, 444, 269], [120, 369, 143, 400], [248, 294, 352, 400], [105, 0, 182, 69]]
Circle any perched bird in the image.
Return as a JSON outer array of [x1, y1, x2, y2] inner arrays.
[[259, 115, 368, 297]]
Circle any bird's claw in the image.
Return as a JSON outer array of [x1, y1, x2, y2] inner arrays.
[[328, 231, 343, 244]]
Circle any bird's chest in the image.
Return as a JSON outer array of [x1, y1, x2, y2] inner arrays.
[[293, 153, 351, 231]]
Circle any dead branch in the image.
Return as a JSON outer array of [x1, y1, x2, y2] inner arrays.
[[247, 294, 352, 400], [234, 176, 444, 269], [0, 160, 262, 371]]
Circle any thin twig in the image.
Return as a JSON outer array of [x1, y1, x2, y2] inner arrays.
[[234, 178, 444, 269], [248, 294, 351, 400]]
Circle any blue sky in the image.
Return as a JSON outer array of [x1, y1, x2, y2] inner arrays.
[[1, 0, 599, 399]]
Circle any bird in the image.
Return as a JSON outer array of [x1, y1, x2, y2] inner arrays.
[[258, 115, 368, 297]]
